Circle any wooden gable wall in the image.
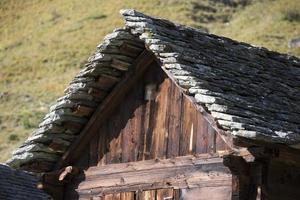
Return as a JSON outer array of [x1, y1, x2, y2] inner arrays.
[[64, 60, 230, 199], [77, 61, 229, 167]]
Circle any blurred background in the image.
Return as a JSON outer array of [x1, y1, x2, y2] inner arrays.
[[0, 0, 299, 162]]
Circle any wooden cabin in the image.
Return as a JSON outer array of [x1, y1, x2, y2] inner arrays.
[[6, 9, 300, 200]]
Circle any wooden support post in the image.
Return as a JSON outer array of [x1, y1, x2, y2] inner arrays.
[[223, 154, 262, 200], [39, 166, 81, 200]]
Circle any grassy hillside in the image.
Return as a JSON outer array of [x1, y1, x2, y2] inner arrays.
[[0, 0, 299, 162]]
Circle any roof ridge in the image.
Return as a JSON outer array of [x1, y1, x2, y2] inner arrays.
[[120, 9, 300, 65]]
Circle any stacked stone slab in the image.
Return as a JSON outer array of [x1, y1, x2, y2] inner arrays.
[[7, 28, 145, 172], [7, 9, 300, 172]]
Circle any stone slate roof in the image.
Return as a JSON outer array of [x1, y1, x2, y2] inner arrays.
[[7, 9, 300, 172], [0, 164, 50, 199]]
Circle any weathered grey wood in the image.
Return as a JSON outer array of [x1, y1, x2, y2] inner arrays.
[[180, 187, 232, 200], [75, 154, 231, 197]]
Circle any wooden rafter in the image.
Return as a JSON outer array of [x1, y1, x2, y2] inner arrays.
[[55, 50, 156, 169]]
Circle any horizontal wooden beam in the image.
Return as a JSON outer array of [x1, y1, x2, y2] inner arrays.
[[234, 137, 300, 167], [75, 154, 232, 197]]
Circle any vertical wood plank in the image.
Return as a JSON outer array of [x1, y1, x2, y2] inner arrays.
[[140, 190, 156, 200], [140, 99, 151, 160], [93, 196, 104, 200], [137, 101, 147, 161], [121, 113, 133, 163], [76, 146, 89, 168], [107, 107, 123, 164], [144, 100, 156, 160], [179, 98, 197, 156], [106, 128, 121, 164], [166, 81, 182, 158], [120, 192, 134, 200], [97, 123, 108, 166], [195, 111, 208, 154], [156, 189, 174, 200], [113, 193, 121, 200], [89, 133, 99, 166], [208, 126, 217, 154], [191, 105, 198, 155], [173, 189, 181, 200], [216, 132, 230, 152], [120, 85, 134, 163], [121, 83, 144, 163], [105, 194, 114, 200], [133, 83, 145, 162], [121, 192, 135, 200], [108, 135, 122, 164], [150, 78, 171, 159]]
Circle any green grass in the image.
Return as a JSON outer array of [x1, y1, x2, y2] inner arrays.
[[0, 0, 299, 162]]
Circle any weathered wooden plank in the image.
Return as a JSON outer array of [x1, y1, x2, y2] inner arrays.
[[131, 85, 144, 162], [113, 193, 121, 200], [144, 100, 156, 160], [106, 106, 123, 164], [105, 194, 114, 200], [121, 83, 144, 163], [195, 111, 208, 154], [121, 115, 133, 163], [160, 67, 234, 150], [166, 81, 182, 158], [107, 135, 122, 164], [89, 134, 99, 166], [173, 189, 181, 200], [120, 192, 134, 200], [156, 189, 173, 200], [76, 146, 89, 168], [76, 154, 231, 197], [117, 86, 132, 162], [97, 123, 108, 166], [208, 126, 217, 154], [138, 98, 150, 161], [150, 78, 171, 159], [143, 65, 166, 160], [216, 131, 230, 152], [190, 105, 198, 155], [180, 98, 197, 156], [56, 50, 155, 168], [140, 190, 156, 200]]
